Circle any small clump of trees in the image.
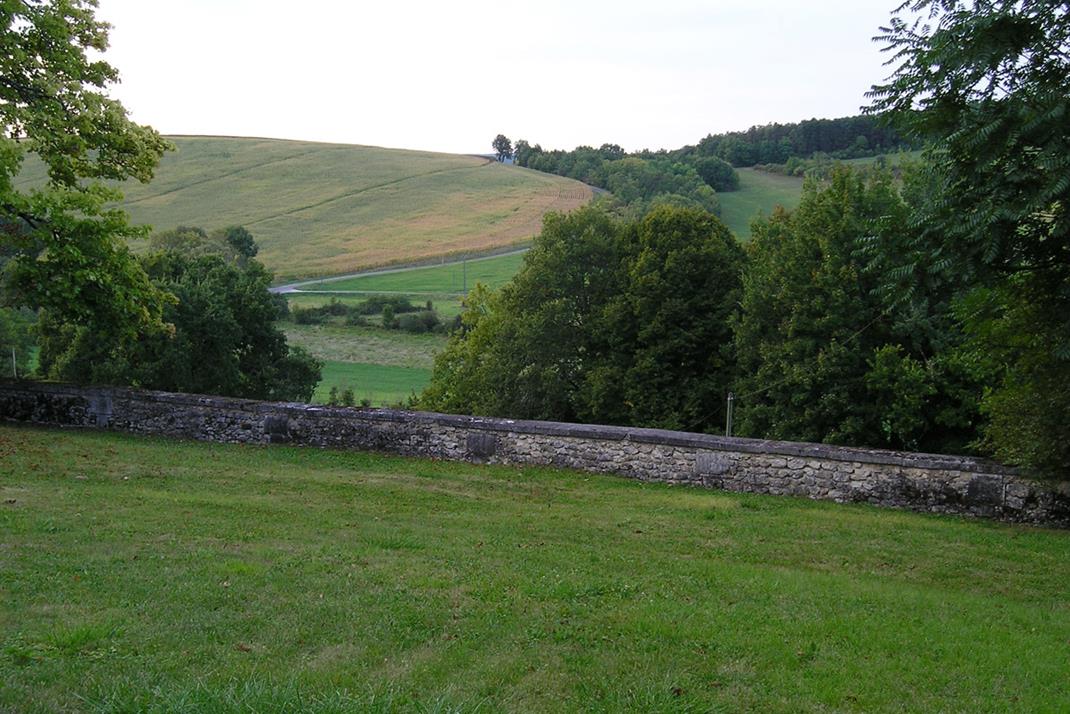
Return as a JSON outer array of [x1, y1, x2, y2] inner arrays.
[[290, 296, 454, 335], [37, 226, 322, 402], [512, 142, 726, 218], [419, 204, 745, 431]]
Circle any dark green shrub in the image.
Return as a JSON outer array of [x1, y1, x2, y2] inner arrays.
[[354, 296, 417, 315], [381, 305, 398, 329], [292, 307, 326, 325], [397, 310, 440, 333]]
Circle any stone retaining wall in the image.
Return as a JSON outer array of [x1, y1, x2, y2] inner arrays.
[[2, 380, 1067, 527]]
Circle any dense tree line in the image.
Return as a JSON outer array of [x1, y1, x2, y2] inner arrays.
[[692, 115, 913, 167], [509, 114, 908, 209], [507, 114, 911, 221], [450, 2, 1070, 477], [419, 170, 985, 454]]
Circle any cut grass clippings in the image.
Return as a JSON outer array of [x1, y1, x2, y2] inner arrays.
[[1, 425, 1068, 712]]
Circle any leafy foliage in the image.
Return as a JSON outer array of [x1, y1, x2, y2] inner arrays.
[[868, 0, 1070, 474], [420, 207, 625, 419], [420, 205, 744, 432], [492, 134, 513, 162], [733, 168, 983, 453], [582, 207, 745, 430], [0, 305, 34, 376], [38, 228, 321, 402], [514, 144, 723, 216], [955, 275, 1070, 475], [0, 0, 170, 343], [868, 0, 1070, 285], [692, 155, 740, 191]]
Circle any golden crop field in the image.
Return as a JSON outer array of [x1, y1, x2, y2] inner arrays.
[[16, 136, 593, 281]]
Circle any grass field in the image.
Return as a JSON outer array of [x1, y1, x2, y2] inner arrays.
[[717, 168, 804, 239], [1, 425, 1068, 712], [297, 251, 527, 294], [281, 324, 443, 370], [280, 323, 444, 406], [16, 136, 592, 281], [312, 361, 431, 406]]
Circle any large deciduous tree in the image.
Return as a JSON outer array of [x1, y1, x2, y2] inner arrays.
[[867, 0, 1070, 474], [733, 167, 984, 453], [0, 0, 171, 349], [420, 204, 744, 432], [492, 134, 513, 162], [421, 206, 624, 420]]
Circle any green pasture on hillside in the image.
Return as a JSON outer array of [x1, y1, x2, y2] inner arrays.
[[717, 168, 804, 239], [716, 152, 924, 239], [16, 136, 591, 281], [297, 251, 527, 295], [1, 425, 1067, 711]]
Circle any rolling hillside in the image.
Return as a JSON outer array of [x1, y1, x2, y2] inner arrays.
[[16, 136, 593, 281]]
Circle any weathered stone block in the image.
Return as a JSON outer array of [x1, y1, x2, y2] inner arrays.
[[263, 415, 291, 443], [466, 431, 498, 458], [694, 452, 731, 476], [965, 474, 1003, 506]]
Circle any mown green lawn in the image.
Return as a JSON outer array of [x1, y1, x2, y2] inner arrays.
[[1, 426, 1067, 712]]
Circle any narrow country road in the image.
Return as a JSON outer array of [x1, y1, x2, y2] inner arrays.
[[269, 246, 530, 294]]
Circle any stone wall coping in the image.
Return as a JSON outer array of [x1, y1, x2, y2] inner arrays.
[[1, 380, 1013, 476]]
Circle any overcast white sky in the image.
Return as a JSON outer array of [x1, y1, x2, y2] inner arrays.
[[94, 0, 900, 155]]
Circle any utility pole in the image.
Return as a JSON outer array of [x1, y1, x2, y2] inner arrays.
[[11, 347, 17, 379], [725, 391, 734, 437]]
